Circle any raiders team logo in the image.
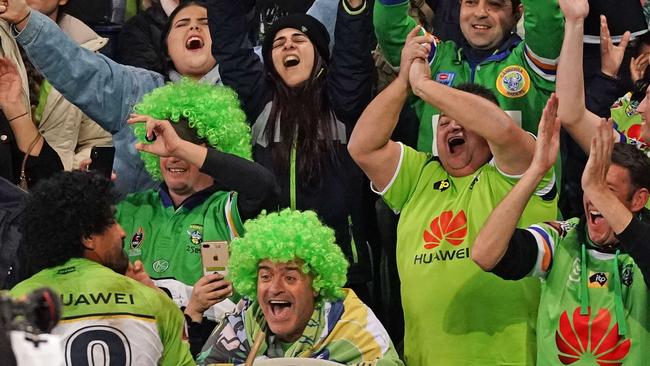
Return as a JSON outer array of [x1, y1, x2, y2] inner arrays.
[[128, 226, 144, 256], [187, 224, 203, 245], [496, 65, 530, 98]]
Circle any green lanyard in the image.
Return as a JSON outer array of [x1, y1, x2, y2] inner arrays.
[[289, 136, 297, 210]]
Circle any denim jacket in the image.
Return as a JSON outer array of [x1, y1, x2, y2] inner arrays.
[[13, 3, 335, 195], [14, 11, 164, 194]]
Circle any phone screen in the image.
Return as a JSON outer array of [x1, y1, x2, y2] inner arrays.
[[89, 146, 115, 180], [201, 241, 229, 276]]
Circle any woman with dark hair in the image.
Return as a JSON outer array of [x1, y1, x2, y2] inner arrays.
[[208, 0, 374, 300], [0, 0, 218, 194]]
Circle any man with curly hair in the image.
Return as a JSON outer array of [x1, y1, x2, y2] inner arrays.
[[196, 209, 403, 365], [11, 171, 194, 365], [117, 80, 278, 338]]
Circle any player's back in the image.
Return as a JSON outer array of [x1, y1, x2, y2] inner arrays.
[[12, 257, 194, 366]]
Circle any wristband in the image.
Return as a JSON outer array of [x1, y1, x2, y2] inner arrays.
[[7, 112, 28, 123]]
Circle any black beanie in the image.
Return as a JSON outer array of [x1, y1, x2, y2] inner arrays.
[[262, 13, 330, 68]]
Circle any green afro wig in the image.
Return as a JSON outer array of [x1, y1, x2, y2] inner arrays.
[[132, 78, 252, 180], [229, 209, 348, 302]]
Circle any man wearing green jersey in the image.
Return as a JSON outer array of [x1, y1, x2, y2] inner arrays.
[[197, 209, 403, 365], [472, 115, 650, 364], [348, 30, 557, 365], [11, 171, 194, 365], [374, 0, 563, 153], [119, 81, 277, 325], [471, 3, 650, 363]]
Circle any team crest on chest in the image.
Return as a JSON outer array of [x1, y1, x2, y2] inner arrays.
[[187, 224, 203, 245], [496, 65, 530, 98], [128, 226, 144, 256]]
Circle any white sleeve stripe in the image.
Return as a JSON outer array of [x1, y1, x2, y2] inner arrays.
[[489, 157, 524, 179], [524, 45, 559, 65], [534, 171, 556, 196], [370, 142, 404, 196], [525, 56, 556, 81]]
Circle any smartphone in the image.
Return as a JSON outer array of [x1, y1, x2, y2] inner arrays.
[[89, 146, 115, 180], [201, 241, 229, 276]]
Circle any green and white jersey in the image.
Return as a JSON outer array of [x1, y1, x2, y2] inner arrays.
[[374, 0, 563, 154], [117, 187, 243, 286], [523, 218, 650, 366], [380, 143, 557, 365], [11, 258, 194, 366]]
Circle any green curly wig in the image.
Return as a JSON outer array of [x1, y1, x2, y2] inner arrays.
[[229, 209, 349, 302], [131, 78, 252, 180]]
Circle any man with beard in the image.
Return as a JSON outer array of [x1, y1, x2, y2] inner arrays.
[[10, 171, 194, 365]]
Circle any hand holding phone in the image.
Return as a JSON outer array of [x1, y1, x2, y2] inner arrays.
[[185, 273, 233, 322]]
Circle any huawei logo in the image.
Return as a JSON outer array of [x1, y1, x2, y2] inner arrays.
[[556, 307, 630, 365], [422, 210, 467, 250]]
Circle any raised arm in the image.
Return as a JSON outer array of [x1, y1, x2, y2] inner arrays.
[[521, 0, 564, 70], [373, 0, 419, 67], [348, 26, 431, 191], [207, 0, 269, 121], [472, 98, 561, 271], [327, 0, 374, 126], [556, 0, 621, 152], [128, 114, 279, 221], [0, 57, 42, 155], [582, 121, 650, 287], [409, 57, 536, 175], [0, 3, 162, 134]]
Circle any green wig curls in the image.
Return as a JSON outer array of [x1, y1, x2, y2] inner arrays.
[[131, 78, 252, 180], [229, 209, 349, 302]]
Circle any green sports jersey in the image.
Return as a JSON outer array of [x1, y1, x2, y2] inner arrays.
[[523, 218, 650, 365], [374, 0, 563, 153], [611, 92, 644, 143], [381, 144, 557, 365], [11, 258, 194, 366], [116, 187, 243, 286]]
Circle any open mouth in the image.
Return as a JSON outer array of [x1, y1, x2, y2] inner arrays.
[[185, 36, 204, 50], [167, 167, 187, 174], [283, 55, 300, 67], [589, 210, 604, 225], [447, 136, 466, 154], [472, 24, 491, 30], [269, 300, 292, 318]]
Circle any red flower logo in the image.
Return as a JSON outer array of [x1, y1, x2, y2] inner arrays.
[[626, 124, 645, 143], [423, 210, 467, 250], [556, 307, 630, 365]]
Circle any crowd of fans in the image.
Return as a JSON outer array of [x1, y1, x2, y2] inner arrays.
[[0, 0, 649, 365]]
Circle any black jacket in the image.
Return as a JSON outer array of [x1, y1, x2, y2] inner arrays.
[[208, 0, 374, 283], [0, 176, 26, 289], [115, 2, 168, 74], [0, 113, 63, 189]]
